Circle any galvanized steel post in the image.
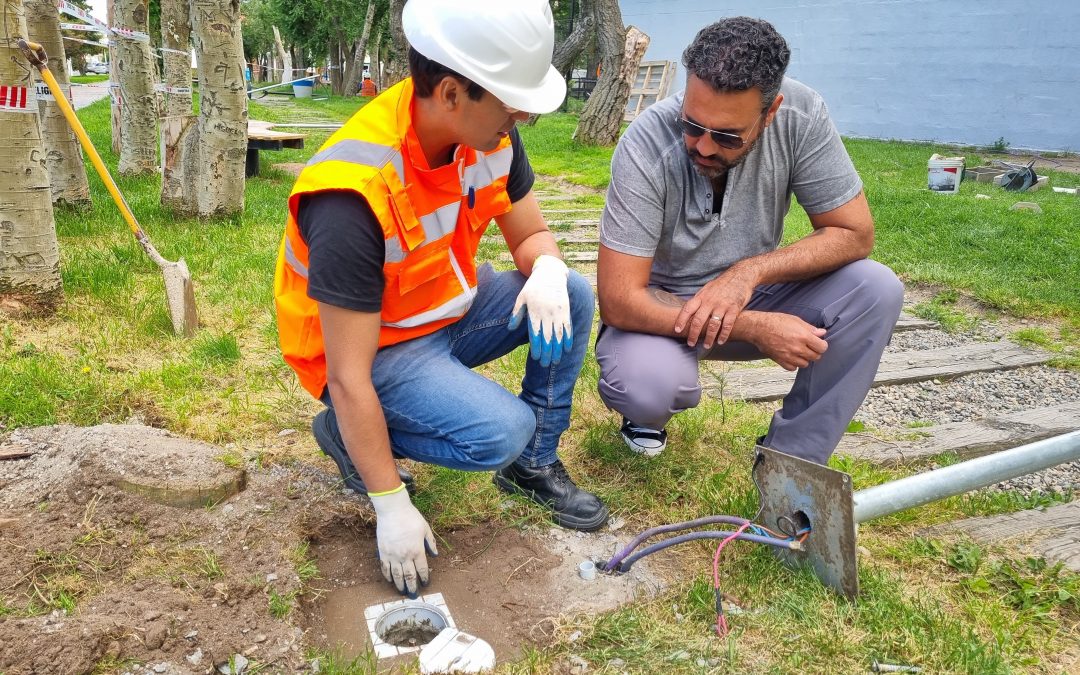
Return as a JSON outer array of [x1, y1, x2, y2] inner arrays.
[[853, 430, 1080, 524]]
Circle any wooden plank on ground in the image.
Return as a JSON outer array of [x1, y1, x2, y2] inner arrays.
[[925, 501, 1080, 572], [703, 341, 1053, 402], [894, 314, 939, 332], [837, 401, 1080, 465]]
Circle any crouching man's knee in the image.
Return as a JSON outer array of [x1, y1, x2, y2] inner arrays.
[[461, 401, 537, 470]]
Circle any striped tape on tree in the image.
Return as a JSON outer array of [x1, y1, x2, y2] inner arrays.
[[0, 85, 35, 113]]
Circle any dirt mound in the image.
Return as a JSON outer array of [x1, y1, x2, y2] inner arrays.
[[0, 424, 672, 673]]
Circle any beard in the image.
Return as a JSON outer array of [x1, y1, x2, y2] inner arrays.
[[687, 134, 761, 179]]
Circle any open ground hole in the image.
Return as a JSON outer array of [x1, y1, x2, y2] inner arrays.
[[300, 521, 671, 666]]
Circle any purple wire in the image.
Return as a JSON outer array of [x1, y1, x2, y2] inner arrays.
[[611, 530, 799, 573], [604, 516, 755, 572]]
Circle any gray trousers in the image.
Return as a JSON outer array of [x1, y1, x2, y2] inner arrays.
[[596, 259, 904, 464]]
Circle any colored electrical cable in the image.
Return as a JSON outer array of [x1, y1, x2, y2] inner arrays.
[[605, 515, 768, 572], [713, 522, 751, 637], [610, 529, 801, 573]]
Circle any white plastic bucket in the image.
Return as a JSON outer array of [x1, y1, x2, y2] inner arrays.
[[292, 79, 314, 98], [927, 157, 964, 194]]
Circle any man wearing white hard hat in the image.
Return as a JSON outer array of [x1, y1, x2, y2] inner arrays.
[[274, 0, 607, 598]]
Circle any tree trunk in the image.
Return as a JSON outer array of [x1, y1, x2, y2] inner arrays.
[[25, 0, 91, 205], [108, 0, 121, 152], [525, 7, 595, 125], [160, 0, 194, 209], [574, 0, 648, 146], [370, 29, 383, 90], [332, 40, 346, 95], [343, 0, 377, 97], [114, 0, 159, 174], [386, 0, 407, 86], [0, 0, 62, 314], [192, 0, 247, 216], [272, 25, 291, 83]]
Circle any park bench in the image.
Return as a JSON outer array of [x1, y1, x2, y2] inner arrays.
[[246, 122, 305, 177]]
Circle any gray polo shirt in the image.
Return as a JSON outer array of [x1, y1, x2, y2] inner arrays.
[[600, 77, 863, 295]]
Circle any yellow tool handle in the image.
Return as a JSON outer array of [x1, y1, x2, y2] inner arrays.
[[18, 39, 147, 243]]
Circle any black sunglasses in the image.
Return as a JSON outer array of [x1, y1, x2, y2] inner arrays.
[[675, 112, 765, 150]]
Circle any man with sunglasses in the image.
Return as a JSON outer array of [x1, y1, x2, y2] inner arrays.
[[595, 17, 903, 464]]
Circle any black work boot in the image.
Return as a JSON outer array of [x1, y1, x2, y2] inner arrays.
[[312, 408, 415, 495], [494, 460, 608, 531]]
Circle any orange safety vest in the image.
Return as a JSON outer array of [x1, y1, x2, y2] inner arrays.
[[274, 78, 514, 399]]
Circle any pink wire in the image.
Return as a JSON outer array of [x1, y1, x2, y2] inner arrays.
[[713, 521, 751, 637]]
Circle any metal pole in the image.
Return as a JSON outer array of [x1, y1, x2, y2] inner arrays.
[[853, 430, 1080, 523]]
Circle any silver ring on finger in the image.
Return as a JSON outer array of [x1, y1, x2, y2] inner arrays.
[[710, 315, 722, 323]]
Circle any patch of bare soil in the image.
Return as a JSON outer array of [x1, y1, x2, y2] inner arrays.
[[303, 522, 668, 666], [0, 424, 671, 674]]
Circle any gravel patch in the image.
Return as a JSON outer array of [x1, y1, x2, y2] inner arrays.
[[856, 325, 1080, 496], [856, 365, 1080, 429]]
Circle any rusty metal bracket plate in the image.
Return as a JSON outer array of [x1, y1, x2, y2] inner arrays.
[[753, 446, 859, 599]]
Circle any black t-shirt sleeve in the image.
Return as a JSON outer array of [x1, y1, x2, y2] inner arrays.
[[506, 127, 535, 203], [296, 190, 385, 312]]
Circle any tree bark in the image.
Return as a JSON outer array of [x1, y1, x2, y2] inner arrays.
[[370, 28, 383, 90], [192, 0, 247, 216], [525, 7, 595, 125], [0, 0, 62, 314], [574, 0, 648, 146], [272, 24, 291, 83], [160, 0, 194, 209], [25, 0, 91, 205], [343, 0, 377, 97], [114, 0, 159, 174], [385, 0, 407, 86], [108, 0, 121, 153]]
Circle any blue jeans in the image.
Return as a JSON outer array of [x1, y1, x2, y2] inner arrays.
[[326, 263, 594, 471]]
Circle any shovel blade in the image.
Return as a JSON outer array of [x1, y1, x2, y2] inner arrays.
[[162, 258, 199, 336]]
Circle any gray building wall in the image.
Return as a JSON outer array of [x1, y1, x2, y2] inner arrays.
[[620, 1, 1079, 152]]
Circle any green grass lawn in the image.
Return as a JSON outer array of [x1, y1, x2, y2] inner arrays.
[[70, 74, 109, 84], [2, 93, 1078, 673]]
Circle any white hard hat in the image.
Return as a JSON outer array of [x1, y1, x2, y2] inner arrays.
[[402, 0, 566, 114]]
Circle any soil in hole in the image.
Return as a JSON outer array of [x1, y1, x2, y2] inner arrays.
[[381, 618, 442, 647]]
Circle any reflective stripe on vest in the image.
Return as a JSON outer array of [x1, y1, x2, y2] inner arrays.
[[283, 236, 309, 279]]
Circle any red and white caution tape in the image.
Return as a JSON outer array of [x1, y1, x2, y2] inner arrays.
[[63, 36, 110, 48], [0, 85, 34, 113], [110, 26, 151, 43], [61, 21, 103, 32], [56, 0, 109, 32]]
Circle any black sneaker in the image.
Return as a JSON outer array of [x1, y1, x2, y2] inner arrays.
[[620, 417, 667, 457], [312, 408, 415, 495], [494, 460, 608, 531]]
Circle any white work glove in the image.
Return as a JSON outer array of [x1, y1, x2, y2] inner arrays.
[[508, 254, 572, 367], [369, 485, 438, 596]]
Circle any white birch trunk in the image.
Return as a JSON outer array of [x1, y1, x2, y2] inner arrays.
[[343, 0, 377, 97], [0, 0, 62, 313], [108, 0, 121, 153], [272, 25, 291, 84], [160, 0, 194, 209], [114, 0, 158, 174], [193, 0, 247, 216], [25, 0, 91, 205]]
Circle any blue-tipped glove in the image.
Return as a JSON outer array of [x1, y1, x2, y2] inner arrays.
[[508, 254, 573, 367]]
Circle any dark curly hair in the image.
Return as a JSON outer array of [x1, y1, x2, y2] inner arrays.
[[682, 17, 791, 109]]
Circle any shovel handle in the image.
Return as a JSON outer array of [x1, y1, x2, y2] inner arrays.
[[16, 39, 165, 265]]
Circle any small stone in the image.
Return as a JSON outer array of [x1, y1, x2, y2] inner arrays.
[[145, 624, 167, 650], [184, 630, 198, 640], [186, 649, 203, 666], [696, 659, 706, 667], [253, 634, 267, 643], [278, 429, 298, 437], [608, 659, 625, 667], [975, 193, 991, 199], [607, 517, 626, 532], [564, 655, 589, 674], [265, 573, 278, 583], [217, 655, 249, 675], [1010, 201, 1042, 213], [222, 504, 234, 515], [152, 665, 167, 674], [568, 630, 582, 642]]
